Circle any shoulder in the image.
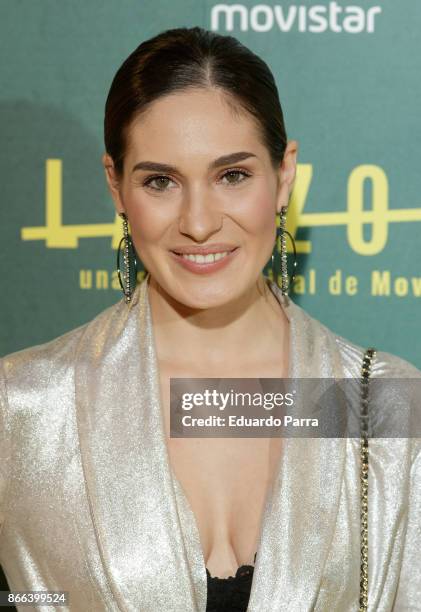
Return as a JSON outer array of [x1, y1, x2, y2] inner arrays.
[[287, 297, 421, 379], [333, 330, 421, 379], [0, 297, 124, 394], [299, 301, 421, 379], [314, 321, 421, 456]]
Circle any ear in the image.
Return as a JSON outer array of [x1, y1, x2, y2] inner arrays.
[[102, 152, 126, 215], [275, 140, 298, 214]]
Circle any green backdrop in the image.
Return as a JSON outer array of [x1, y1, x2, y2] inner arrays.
[[1, 0, 420, 368]]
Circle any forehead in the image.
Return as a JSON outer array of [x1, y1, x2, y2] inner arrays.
[[125, 88, 267, 162]]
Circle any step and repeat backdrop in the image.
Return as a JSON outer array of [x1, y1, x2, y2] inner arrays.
[[0, 0, 421, 601], [1, 0, 420, 371]]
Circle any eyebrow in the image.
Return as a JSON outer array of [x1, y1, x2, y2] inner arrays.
[[131, 151, 257, 174]]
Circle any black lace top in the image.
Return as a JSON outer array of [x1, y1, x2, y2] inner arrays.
[[206, 553, 256, 612]]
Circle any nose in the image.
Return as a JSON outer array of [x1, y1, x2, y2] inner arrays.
[[178, 188, 223, 241]]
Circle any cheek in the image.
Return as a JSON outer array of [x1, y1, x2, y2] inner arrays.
[[233, 186, 276, 238], [123, 192, 174, 244]]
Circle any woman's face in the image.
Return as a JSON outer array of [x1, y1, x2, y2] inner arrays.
[[104, 88, 297, 309]]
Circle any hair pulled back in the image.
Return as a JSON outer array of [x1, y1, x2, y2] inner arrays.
[[104, 26, 288, 177]]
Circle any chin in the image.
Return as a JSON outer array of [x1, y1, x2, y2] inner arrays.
[[162, 277, 240, 310], [177, 285, 238, 309], [148, 261, 256, 308]]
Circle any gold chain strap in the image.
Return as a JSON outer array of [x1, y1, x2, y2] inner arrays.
[[359, 347, 377, 611]]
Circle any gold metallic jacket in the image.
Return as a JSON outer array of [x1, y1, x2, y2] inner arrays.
[[0, 275, 420, 611]]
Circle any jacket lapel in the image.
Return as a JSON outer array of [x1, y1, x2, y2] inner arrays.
[[247, 283, 350, 611], [74, 277, 199, 611]]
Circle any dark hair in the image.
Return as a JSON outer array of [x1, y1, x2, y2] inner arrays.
[[104, 26, 288, 177]]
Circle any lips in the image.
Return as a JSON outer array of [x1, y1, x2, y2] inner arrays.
[[170, 245, 239, 255], [169, 245, 240, 274]]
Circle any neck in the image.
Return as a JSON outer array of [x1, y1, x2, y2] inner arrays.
[[146, 273, 289, 370]]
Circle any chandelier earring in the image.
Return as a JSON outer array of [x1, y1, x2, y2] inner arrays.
[[271, 205, 298, 296], [116, 212, 139, 303]]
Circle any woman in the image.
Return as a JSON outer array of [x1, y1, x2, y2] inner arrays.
[[0, 26, 420, 612]]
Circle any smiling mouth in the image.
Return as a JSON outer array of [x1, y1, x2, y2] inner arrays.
[[171, 247, 238, 263], [171, 247, 238, 260]]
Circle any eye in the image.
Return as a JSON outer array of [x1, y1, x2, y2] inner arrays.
[[142, 168, 252, 192], [142, 175, 177, 192], [219, 168, 252, 186]]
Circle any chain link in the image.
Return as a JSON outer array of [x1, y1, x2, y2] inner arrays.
[[359, 347, 376, 611]]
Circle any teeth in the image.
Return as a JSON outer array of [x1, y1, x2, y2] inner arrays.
[[181, 251, 230, 264]]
